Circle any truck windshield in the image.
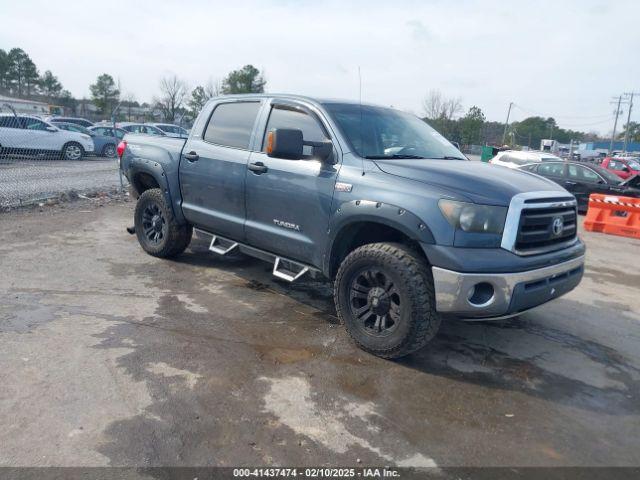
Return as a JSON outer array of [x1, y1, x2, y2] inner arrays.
[[323, 103, 465, 160]]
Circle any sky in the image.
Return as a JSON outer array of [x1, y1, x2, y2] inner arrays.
[[1, 0, 639, 133]]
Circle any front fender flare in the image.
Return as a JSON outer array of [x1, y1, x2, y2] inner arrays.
[[323, 199, 436, 275]]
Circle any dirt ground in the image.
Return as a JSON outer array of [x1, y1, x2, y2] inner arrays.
[[0, 198, 639, 468]]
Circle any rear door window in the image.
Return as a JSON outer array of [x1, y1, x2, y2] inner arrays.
[[204, 102, 261, 149], [608, 160, 625, 171], [0, 116, 22, 128], [538, 163, 565, 177], [22, 118, 48, 130], [568, 165, 601, 183]]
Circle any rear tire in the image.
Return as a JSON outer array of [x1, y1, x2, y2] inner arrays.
[[334, 242, 441, 359], [134, 188, 192, 258], [102, 143, 116, 158], [61, 142, 84, 161]]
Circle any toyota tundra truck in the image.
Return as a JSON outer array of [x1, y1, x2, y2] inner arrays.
[[118, 94, 585, 359]]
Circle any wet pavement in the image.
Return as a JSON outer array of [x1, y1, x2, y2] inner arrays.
[[0, 200, 639, 468]]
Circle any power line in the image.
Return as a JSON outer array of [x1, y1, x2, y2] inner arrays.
[[609, 95, 629, 154], [502, 101, 513, 145], [623, 92, 639, 152], [512, 103, 613, 120]]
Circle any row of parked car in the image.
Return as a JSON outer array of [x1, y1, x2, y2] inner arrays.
[[489, 150, 640, 212], [0, 113, 188, 161]]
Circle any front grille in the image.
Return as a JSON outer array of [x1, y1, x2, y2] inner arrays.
[[515, 206, 577, 253]]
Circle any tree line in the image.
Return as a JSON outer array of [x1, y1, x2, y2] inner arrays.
[[0, 46, 266, 123], [2, 46, 637, 143]]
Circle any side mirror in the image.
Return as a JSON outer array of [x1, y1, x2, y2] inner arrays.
[[622, 167, 630, 173], [266, 128, 304, 159], [46, 126, 57, 132], [311, 140, 334, 163]]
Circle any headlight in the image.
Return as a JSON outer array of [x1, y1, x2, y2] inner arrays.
[[438, 199, 507, 234]]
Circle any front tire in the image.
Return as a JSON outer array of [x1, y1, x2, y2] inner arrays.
[[134, 188, 192, 258], [335, 242, 441, 359], [61, 142, 84, 161]]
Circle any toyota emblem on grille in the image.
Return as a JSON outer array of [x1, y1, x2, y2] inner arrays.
[[551, 216, 564, 236]]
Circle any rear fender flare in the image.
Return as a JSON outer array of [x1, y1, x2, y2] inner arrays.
[[128, 158, 186, 224]]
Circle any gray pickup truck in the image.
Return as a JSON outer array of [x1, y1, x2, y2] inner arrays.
[[119, 94, 585, 358]]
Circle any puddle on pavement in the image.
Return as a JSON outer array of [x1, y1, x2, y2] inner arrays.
[[0, 293, 59, 333]]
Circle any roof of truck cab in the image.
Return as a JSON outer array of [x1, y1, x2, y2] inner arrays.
[[208, 94, 379, 107]]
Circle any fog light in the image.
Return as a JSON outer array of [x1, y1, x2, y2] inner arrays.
[[467, 282, 495, 307]]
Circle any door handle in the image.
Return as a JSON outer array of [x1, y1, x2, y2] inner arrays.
[[184, 151, 199, 162], [564, 181, 577, 186], [248, 161, 268, 174]]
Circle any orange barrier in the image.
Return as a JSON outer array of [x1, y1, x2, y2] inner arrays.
[[583, 193, 640, 239]]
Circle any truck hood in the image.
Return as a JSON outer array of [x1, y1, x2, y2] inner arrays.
[[373, 159, 566, 206]]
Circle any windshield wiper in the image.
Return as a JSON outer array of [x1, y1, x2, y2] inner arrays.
[[435, 155, 467, 160], [364, 154, 427, 159]]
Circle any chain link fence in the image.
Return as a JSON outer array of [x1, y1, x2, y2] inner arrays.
[[0, 108, 126, 209]]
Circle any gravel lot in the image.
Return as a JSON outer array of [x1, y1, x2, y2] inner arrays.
[[0, 157, 124, 208], [0, 199, 639, 470]]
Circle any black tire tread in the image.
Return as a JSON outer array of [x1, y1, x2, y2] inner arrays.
[[134, 188, 192, 258], [102, 143, 116, 157], [334, 242, 440, 359]]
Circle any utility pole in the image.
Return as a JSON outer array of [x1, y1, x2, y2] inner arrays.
[[623, 92, 637, 153], [609, 95, 624, 155], [502, 101, 513, 146]]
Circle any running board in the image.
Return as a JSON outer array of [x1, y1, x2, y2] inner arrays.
[[273, 257, 309, 282], [208, 235, 238, 255], [194, 228, 318, 282]]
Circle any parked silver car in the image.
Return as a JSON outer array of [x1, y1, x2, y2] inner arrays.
[[46, 116, 95, 129], [55, 122, 117, 157], [148, 123, 189, 138], [0, 114, 94, 160], [118, 123, 166, 136]]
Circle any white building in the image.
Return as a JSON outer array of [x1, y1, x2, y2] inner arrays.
[[0, 95, 50, 116]]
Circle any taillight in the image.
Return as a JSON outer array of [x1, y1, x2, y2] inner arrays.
[[117, 140, 127, 158]]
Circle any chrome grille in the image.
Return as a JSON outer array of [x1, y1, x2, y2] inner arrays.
[[515, 206, 577, 252], [501, 192, 578, 256]]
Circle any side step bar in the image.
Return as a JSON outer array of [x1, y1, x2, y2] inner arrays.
[[273, 257, 309, 282], [194, 228, 319, 282], [208, 235, 238, 255]]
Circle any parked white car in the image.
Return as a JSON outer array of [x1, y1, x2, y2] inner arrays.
[[489, 150, 562, 169], [0, 114, 94, 160], [148, 123, 189, 138]]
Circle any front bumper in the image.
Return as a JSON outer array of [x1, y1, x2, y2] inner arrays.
[[432, 255, 584, 320]]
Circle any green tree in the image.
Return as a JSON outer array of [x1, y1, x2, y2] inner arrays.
[[459, 105, 485, 145], [58, 89, 77, 114], [187, 80, 220, 117], [89, 73, 120, 114], [221, 65, 266, 94], [6, 48, 39, 96], [0, 49, 8, 92], [510, 116, 557, 148], [619, 121, 640, 143], [39, 70, 63, 99], [188, 85, 209, 116]]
